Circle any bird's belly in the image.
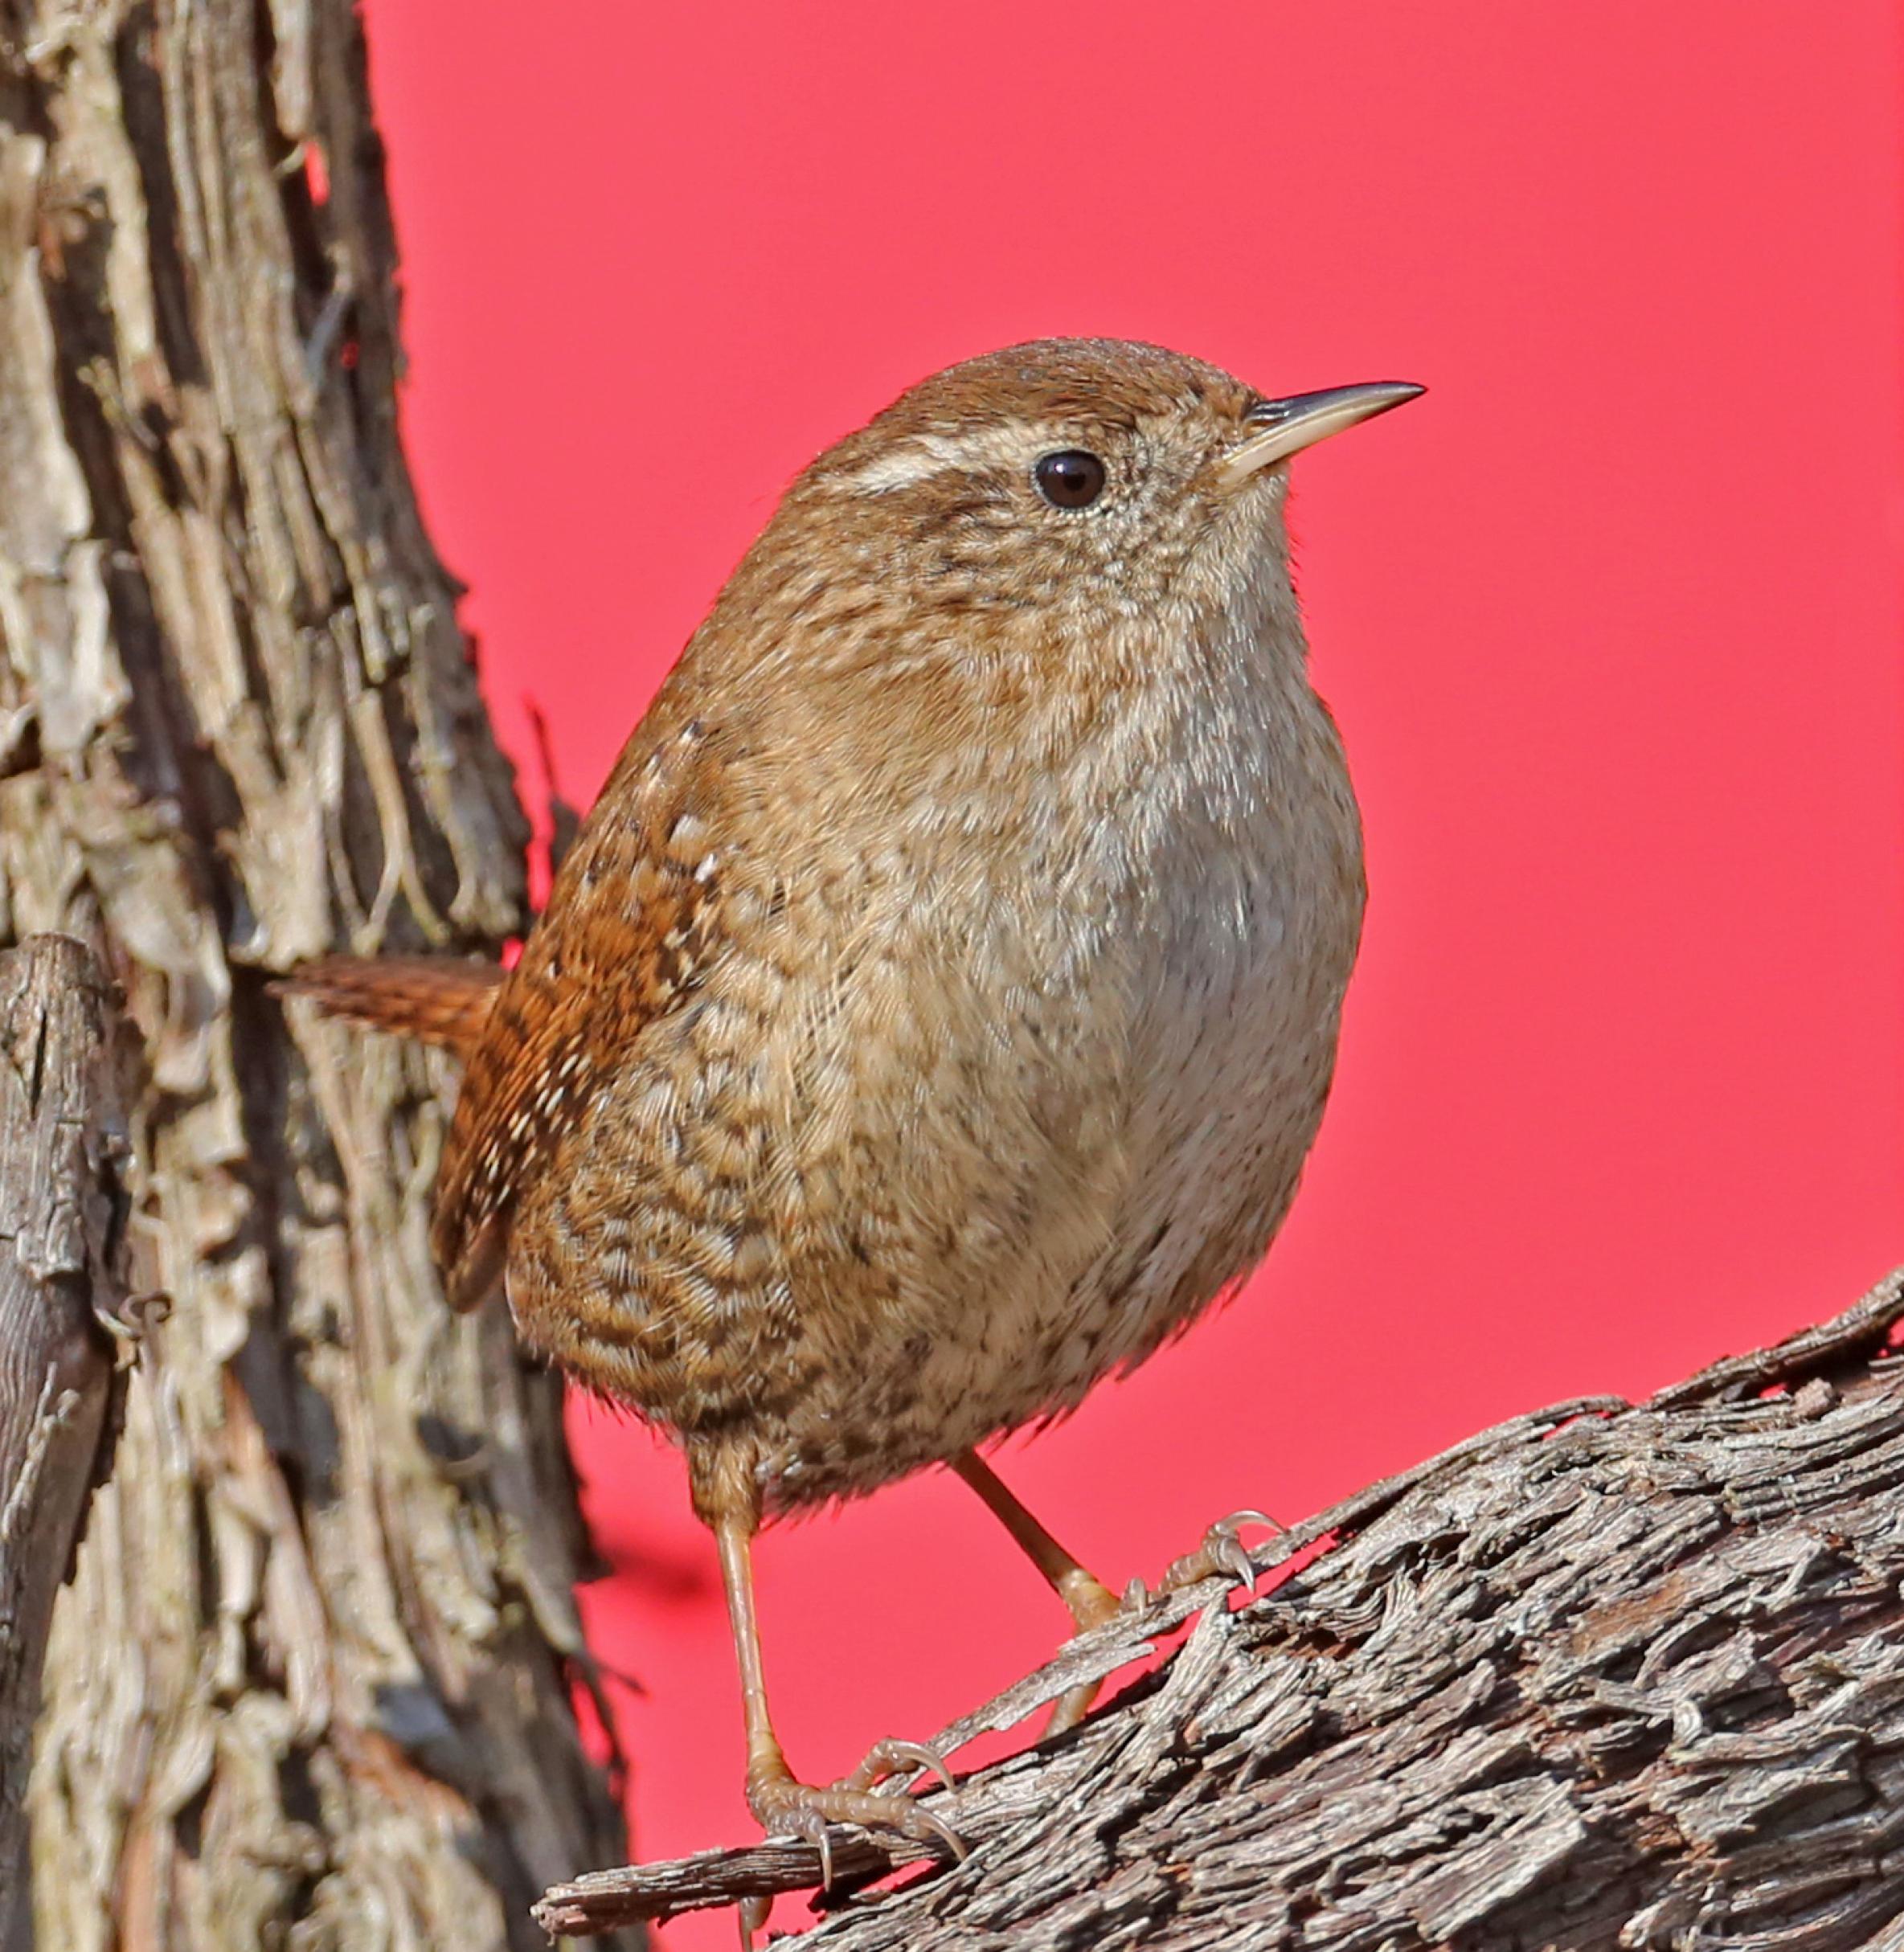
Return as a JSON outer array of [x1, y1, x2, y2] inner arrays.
[[761, 850, 1361, 1505], [509, 768, 1362, 1514]]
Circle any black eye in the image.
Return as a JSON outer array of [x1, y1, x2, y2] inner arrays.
[[1033, 449, 1108, 509]]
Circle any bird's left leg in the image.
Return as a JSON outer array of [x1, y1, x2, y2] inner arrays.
[[1149, 1508, 1287, 1595], [710, 1489, 961, 1892], [952, 1450, 1121, 1631]]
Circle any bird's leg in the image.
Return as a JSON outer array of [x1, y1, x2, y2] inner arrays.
[[952, 1451, 1123, 1733], [712, 1500, 962, 1895], [955, 1455, 1287, 1734], [953, 1450, 1121, 1629]]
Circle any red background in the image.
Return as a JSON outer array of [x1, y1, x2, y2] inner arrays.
[[364, 5, 1903, 1942]]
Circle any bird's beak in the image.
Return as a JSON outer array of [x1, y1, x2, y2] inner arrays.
[[1217, 381, 1424, 489]]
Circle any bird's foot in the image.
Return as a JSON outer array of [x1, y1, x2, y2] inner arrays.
[[1039, 1515, 1285, 1738], [1144, 1508, 1288, 1604], [747, 1746, 964, 1894], [833, 1733, 960, 1796], [1042, 1569, 1128, 1735]]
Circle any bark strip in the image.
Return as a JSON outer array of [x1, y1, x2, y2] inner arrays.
[[0, 936, 124, 1952]]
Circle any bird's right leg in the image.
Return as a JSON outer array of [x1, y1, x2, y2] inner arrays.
[[711, 1492, 961, 1892], [952, 1450, 1121, 1631], [952, 1451, 1123, 1733]]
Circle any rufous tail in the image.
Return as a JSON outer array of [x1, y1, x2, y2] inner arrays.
[[276, 956, 504, 1061]]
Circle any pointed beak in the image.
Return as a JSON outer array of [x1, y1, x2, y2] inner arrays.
[[1217, 381, 1424, 489]]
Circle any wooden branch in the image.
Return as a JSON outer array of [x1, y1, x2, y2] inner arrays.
[[0, 937, 125, 1952], [540, 1268, 1904, 1949]]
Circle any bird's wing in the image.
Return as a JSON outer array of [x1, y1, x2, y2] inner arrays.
[[280, 714, 727, 1313], [429, 718, 726, 1310]]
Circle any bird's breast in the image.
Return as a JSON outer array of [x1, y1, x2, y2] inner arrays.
[[1009, 654, 1367, 1398]]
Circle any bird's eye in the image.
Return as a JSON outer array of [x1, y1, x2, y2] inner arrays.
[[1033, 450, 1108, 510]]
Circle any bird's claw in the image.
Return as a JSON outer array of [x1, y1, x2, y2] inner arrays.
[[1035, 1513, 1289, 1745], [748, 1769, 965, 1895], [836, 1733, 959, 1798], [1157, 1508, 1287, 1597]]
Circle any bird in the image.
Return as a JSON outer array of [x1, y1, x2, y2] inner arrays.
[[283, 338, 1419, 1872]]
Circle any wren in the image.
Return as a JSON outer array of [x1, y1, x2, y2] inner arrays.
[[288, 338, 1420, 1870]]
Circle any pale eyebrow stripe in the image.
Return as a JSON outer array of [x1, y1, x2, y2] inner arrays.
[[836, 424, 1037, 495]]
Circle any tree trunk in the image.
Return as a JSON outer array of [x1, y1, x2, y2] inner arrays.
[[541, 1270, 1904, 1951], [0, 4, 631, 1947]]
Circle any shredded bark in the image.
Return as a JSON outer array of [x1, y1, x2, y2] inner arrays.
[[540, 1270, 1904, 1950], [0, 937, 125, 1952], [0, 4, 633, 1946]]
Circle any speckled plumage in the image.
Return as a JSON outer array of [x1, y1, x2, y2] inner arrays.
[[289, 338, 1416, 1861], [303, 340, 1389, 1518]]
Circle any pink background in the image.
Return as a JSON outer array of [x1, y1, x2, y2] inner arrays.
[[364, 4, 1902, 1942]]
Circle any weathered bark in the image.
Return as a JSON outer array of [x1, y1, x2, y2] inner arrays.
[[0, 3, 631, 1947], [0, 937, 125, 1952], [543, 1270, 1904, 1950]]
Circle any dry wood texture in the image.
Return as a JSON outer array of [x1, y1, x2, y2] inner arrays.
[[542, 1271, 1904, 1950], [0, 937, 125, 1952], [0, 2, 631, 1946]]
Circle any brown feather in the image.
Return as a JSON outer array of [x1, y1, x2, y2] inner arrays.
[[430, 713, 722, 1312], [277, 956, 505, 1060]]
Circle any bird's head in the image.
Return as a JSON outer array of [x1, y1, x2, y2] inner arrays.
[[697, 338, 1420, 752], [793, 338, 1413, 623]]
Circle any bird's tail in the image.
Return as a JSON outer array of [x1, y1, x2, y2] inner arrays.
[[276, 955, 505, 1062]]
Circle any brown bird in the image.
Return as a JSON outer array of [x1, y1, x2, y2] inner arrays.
[[285, 339, 1419, 1867]]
